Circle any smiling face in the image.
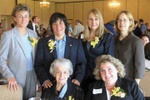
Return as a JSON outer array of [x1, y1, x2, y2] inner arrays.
[[87, 12, 100, 31], [55, 66, 69, 85], [100, 62, 118, 86], [52, 18, 66, 37], [13, 11, 29, 28], [117, 13, 131, 33]]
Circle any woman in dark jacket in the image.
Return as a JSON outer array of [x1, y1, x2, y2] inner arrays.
[[85, 55, 144, 100], [42, 58, 84, 100]]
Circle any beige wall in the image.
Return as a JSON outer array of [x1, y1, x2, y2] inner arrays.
[[0, 0, 150, 30], [55, 0, 150, 27]]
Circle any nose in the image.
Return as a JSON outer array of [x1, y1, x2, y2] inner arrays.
[[105, 70, 109, 76]]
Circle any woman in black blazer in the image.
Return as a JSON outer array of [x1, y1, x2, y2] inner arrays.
[[42, 58, 84, 100], [85, 55, 144, 100], [34, 12, 86, 89]]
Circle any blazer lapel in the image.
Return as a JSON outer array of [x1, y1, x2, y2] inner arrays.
[[64, 36, 72, 58], [13, 27, 28, 59], [27, 29, 37, 63]]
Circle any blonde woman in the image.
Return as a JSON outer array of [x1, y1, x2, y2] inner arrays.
[[81, 8, 114, 94], [114, 10, 145, 84]]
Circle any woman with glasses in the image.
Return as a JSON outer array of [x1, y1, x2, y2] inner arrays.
[[0, 4, 38, 99], [114, 10, 145, 85]]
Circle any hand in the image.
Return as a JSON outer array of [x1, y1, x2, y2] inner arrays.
[[7, 77, 18, 92], [72, 79, 80, 86], [37, 83, 42, 92], [44, 80, 53, 89]]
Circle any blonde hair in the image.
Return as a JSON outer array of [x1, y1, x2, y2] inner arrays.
[[84, 8, 108, 41], [115, 10, 134, 34], [93, 55, 126, 80]]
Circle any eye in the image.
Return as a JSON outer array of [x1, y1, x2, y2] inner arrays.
[[88, 18, 93, 20], [95, 18, 98, 20], [56, 70, 60, 74], [100, 69, 105, 72], [108, 68, 112, 71]]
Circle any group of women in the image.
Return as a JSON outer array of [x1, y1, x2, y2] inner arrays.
[[0, 3, 145, 100]]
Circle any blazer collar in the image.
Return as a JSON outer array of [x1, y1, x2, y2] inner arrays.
[[64, 36, 72, 58], [13, 26, 36, 60], [50, 35, 72, 59]]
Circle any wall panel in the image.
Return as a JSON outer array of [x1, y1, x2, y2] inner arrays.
[[126, 0, 138, 20], [138, 0, 150, 24], [93, 1, 104, 15], [73, 3, 83, 27], [56, 3, 65, 14], [83, 2, 93, 25], [65, 3, 73, 19]]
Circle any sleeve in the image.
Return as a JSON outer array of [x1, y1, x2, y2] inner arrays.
[[104, 33, 115, 56], [131, 80, 145, 100], [75, 40, 86, 82], [133, 39, 145, 79], [0, 32, 15, 79]]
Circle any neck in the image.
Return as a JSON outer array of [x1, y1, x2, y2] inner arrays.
[[106, 83, 116, 93], [89, 31, 96, 41], [56, 83, 64, 91], [55, 35, 64, 40], [119, 31, 128, 40], [17, 26, 27, 36]]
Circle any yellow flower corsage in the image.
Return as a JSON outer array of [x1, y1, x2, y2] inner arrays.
[[48, 39, 56, 53], [111, 87, 126, 98], [90, 37, 99, 48], [28, 36, 38, 48]]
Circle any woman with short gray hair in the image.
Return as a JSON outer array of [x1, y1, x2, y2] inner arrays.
[[42, 58, 84, 100]]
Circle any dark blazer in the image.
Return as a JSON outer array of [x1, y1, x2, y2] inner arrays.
[[42, 79, 84, 100], [34, 35, 86, 85], [85, 77, 145, 100], [82, 32, 114, 81]]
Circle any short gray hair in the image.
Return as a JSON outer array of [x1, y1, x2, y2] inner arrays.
[[50, 58, 73, 77], [11, 3, 31, 17], [93, 55, 126, 80]]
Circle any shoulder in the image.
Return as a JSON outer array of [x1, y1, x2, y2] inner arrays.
[[129, 33, 143, 46], [89, 80, 104, 89], [67, 36, 81, 43], [120, 78, 137, 87], [1, 29, 14, 40], [27, 28, 38, 38], [103, 32, 114, 39]]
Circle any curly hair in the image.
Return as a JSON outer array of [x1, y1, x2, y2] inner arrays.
[[93, 55, 126, 80]]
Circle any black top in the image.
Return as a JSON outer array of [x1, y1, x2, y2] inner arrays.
[[42, 79, 84, 100], [85, 77, 145, 100]]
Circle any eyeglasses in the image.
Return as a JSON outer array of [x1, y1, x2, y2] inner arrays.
[[15, 15, 29, 19], [117, 19, 129, 23]]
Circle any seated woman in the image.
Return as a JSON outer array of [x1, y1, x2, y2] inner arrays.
[[85, 55, 144, 100], [42, 58, 84, 100]]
